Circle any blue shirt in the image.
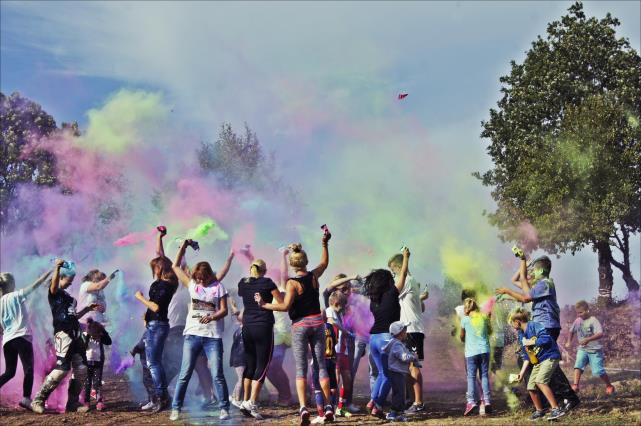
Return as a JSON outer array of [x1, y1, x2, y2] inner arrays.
[[461, 312, 491, 357], [530, 278, 560, 329], [517, 320, 561, 363]]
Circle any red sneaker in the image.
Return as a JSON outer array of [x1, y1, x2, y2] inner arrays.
[[605, 385, 616, 395], [463, 403, 477, 416]]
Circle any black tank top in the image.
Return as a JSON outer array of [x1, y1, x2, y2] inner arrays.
[[288, 273, 321, 323]]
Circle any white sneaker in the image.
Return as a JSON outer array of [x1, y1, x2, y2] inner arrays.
[[141, 401, 155, 411], [231, 398, 243, 409], [19, 397, 32, 410], [220, 408, 231, 420], [169, 409, 180, 421], [479, 402, 486, 416], [347, 403, 360, 413], [311, 416, 325, 424], [247, 401, 264, 420]]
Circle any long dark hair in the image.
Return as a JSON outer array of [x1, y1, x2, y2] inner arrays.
[[365, 269, 394, 306]]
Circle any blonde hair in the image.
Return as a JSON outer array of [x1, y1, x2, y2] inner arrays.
[[508, 307, 531, 323], [250, 259, 267, 277], [288, 243, 308, 270], [463, 297, 479, 315], [329, 290, 347, 307], [387, 254, 403, 269]]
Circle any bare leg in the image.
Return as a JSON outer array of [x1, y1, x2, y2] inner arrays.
[[528, 390, 544, 411], [537, 383, 559, 409], [410, 364, 423, 404]]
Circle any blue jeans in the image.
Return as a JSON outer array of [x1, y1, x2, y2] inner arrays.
[[369, 333, 391, 406], [466, 353, 490, 404], [144, 321, 170, 399], [172, 335, 229, 410]]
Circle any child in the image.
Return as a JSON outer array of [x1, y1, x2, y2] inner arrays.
[[510, 307, 565, 421], [32, 259, 101, 414], [325, 290, 354, 417], [459, 298, 492, 416], [82, 318, 112, 411], [382, 321, 418, 422], [310, 313, 339, 424], [130, 330, 156, 410], [78, 269, 118, 325], [229, 298, 246, 408], [0, 269, 52, 409], [565, 300, 615, 395]]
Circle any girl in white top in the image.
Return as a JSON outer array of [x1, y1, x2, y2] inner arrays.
[[169, 239, 235, 421]]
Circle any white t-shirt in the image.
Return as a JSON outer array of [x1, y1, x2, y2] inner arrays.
[[0, 290, 31, 346], [78, 281, 107, 323], [183, 280, 228, 339], [85, 333, 102, 362], [168, 284, 190, 328], [399, 274, 425, 334], [325, 306, 347, 355]]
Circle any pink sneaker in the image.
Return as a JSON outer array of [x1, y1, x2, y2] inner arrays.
[[96, 401, 106, 411], [463, 403, 477, 416]]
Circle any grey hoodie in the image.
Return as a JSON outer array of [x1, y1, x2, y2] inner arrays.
[[382, 336, 418, 374]]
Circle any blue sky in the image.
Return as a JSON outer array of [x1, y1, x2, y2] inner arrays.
[[1, 1, 640, 302]]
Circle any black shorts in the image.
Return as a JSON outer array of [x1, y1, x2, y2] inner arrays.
[[406, 332, 425, 361]]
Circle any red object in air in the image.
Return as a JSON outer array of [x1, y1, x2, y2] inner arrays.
[[398, 93, 408, 100]]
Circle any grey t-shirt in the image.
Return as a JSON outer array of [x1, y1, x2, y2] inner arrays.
[[571, 316, 603, 352]]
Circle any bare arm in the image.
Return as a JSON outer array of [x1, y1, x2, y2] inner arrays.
[[172, 241, 192, 287], [326, 275, 356, 292], [156, 229, 166, 257], [517, 257, 529, 290], [256, 280, 297, 312], [49, 259, 65, 295], [279, 249, 289, 289], [580, 332, 604, 344], [206, 295, 228, 321], [312, 234, 330, 279], [24, 269, 53, 297], [214, 250, 235, 282], [77, 303, 100, 319], [135, 291, 159, 312], [83, 270, 118, 292], [459, 327, 466, 343], [394, 247, 410, 292], [495, 287, 532, 303]]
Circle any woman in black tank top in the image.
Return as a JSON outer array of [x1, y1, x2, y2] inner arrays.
[[255, 233, 334, 425]]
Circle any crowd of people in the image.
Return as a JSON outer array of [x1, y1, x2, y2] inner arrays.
[[0, 226, 617, 424]]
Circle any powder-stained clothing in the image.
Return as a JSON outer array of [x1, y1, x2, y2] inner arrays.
[[461, 312, 491, 358], [517, 320, 561, 364], [78, 281, 107, 323], [382, 336, 418, 374], [570, 316, 603, 352], [184, 280, 228, 338], [82, 330, 112, 363], [0, 290, 31, 346], [398, 275, 425, 334], [48, 289, 80, 335], [530, 278, 560, 329], [144, 280, 176, 323]]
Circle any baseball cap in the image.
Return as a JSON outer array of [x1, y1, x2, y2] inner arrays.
[[389, 321, 410, 336]]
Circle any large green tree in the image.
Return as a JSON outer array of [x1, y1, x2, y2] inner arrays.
[[478, 2, 641, 303], [0, 92, 59, 232]]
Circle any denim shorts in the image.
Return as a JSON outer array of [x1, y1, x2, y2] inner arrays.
[[574, 348, 606, 377]]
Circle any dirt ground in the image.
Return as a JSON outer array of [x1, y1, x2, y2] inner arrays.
[[1, 368, 639, 425]]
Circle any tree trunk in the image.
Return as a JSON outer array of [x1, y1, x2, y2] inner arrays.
[[622, 273, 640, 300], [596, 240, 614, 306]]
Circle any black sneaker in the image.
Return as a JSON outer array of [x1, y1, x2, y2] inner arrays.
[[299, 407, 311, 426], [563, 398, 580, 412], [546, 408, 566, 421], [529, 410, 546, 421]]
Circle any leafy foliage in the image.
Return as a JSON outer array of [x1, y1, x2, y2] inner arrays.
[[478, 2, 641, 299], [1, 92, 59, 231]]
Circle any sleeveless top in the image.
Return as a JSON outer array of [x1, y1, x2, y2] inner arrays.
[[288, 273, 321, 323]]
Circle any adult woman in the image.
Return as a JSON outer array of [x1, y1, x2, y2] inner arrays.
[[366, 247, 410, 418], [169, 240, 234, 421], [255, 232, 333, 426], [134, 255, 178, 412], [0, 269, 52, 409], [237, 258, 283, 419]]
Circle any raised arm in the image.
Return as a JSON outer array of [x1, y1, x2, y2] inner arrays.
[[394, 247, 410, 292], [279, 248, 289, 289], [135, 290, 159, 312], [325, 275, 356, 292], [156, 227, 167, 257], [256, 279, 297, 312], [24, 269, 53, 297], [49, 259, 65, 295], [172, 240, 192, 287], [83, 270, 119, 292], [214, 250, 235, 282], [517, 257, 530, 291], [312, 233, 331, 279]]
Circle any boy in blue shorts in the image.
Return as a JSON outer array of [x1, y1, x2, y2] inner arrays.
[[565, 300, 615, 395]]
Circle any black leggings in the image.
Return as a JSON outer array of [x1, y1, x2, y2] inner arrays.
[[0, 337, 34, 398], [242, 324, 273, 383]]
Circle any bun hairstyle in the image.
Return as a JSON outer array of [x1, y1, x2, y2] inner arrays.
[[288, 243, 308, 270]]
